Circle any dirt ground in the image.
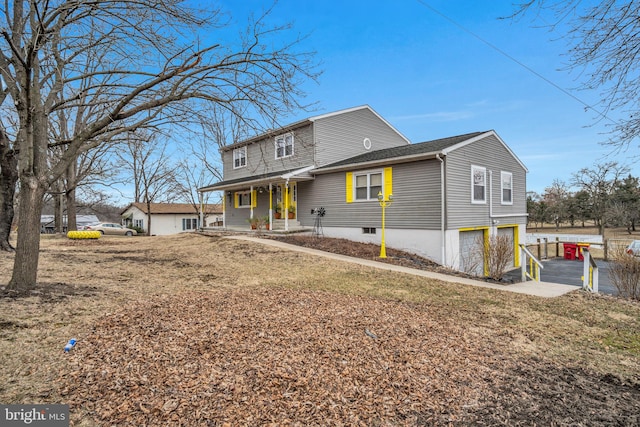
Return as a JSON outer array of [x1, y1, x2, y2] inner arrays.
[[1, 232, 639, 426]]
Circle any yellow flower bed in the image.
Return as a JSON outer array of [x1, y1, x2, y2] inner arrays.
[[67, 230, 102, 240]]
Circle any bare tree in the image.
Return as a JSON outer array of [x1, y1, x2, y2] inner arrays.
[[542, 179, 570, 230], [513, 1, 640, 149], [173, 105, 252, 220], [484, 234, 514, 282], [0, 127, 17, 250], [117, 134, 181, 235], [572, 161, 628, 235], [0, 1, 317, 290]]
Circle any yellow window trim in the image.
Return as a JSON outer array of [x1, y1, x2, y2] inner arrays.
[[346, 168, 392, 202], [346, 172, 353, 203], [383, 167, 393, 199]]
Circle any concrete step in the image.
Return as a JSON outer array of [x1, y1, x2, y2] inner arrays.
[[270, 219, 300, 230]]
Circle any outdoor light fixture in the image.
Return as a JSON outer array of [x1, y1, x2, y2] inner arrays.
[[377, 191, 393, 258]]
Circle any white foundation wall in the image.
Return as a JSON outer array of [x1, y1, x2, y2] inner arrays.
[[144, 214, 199, 236], [444, 229, 462, 271], [319, 224, 526, 272], [320, 227, 444, 265]]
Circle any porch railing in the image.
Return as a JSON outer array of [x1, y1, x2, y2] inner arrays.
[[520, 244, 544, 282], [581, 247, 599, 293]]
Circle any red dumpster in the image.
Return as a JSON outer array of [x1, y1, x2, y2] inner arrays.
[[563, 243, 577, 260], [576, 243, 590, 261]]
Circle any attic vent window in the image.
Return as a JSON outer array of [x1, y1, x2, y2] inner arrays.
[[363, 138, 372, 150]]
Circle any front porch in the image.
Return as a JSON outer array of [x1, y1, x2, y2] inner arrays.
[[202, 219, 312, 234], [199, 166, 316, 233]]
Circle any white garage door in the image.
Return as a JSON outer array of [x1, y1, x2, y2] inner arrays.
[[497, 227, 515, 267], [459, 230, 485, 276]]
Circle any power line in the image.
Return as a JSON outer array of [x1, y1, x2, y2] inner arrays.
[[416, 0, 620, 127]]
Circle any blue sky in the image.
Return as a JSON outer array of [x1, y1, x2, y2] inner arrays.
[[216, 0, 637, 195]]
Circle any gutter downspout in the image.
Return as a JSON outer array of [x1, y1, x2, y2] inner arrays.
[[489, 170, 493, 222], [436, 154, 445, 266]]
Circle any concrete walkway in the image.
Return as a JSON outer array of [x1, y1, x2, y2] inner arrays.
[[226, 235, 578, 298]]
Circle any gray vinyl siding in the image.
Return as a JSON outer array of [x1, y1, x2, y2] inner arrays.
[[445, 134, 527, 229], [299, 159, 442, 230], [223, 190, 273, 227], [313, 108, 408, 167], [223, 124, 314, 181]]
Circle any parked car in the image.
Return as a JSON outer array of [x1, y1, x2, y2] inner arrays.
[[626, 240, 640, 256], [85, 223, 137, 236], [77, 222, 100, 231]]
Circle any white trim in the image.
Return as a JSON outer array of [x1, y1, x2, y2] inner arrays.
[[471, 165, 487, 204], [501, 171, 513, 205], [309, 105, 411, 145], [275, 132, 294, 159], [442, 130, 528, 172], [281, 165, 315, 180], [232, 146, 247, 169], [353, 169, 384, 202]]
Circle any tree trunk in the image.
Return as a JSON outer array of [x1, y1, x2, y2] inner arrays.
[[0, 130, 18, 252], [55, 191, 63, 233], [146, 208, 152, 236], [66, 162, 77, 231], [7, 179, 46, 290], [66, 189, 77, 231]]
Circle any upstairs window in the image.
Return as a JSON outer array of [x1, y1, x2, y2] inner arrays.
[[233, 146, 247, 169], [471, 165, 486, 204], [501, 171, 513, 204], [275, 133, 294, 159]]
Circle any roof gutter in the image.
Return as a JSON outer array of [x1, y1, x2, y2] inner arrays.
[[313, 151, 442, 175]]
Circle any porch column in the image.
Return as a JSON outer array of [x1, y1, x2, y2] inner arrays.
[[268, 183, 273, 230], [222, 191, 226, 228], [284, 179, 289, 232], [250, 185, 254, 219]]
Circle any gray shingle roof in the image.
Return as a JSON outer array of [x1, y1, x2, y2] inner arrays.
[[199, 167, 305, 191], [315, 131, 487, 171]]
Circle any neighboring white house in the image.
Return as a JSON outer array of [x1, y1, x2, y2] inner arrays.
[[40, 214, 100, 233], [121, 203, 222, 236]]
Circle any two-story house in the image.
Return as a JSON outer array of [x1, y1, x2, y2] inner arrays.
[[199, 105, 528, 273]]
